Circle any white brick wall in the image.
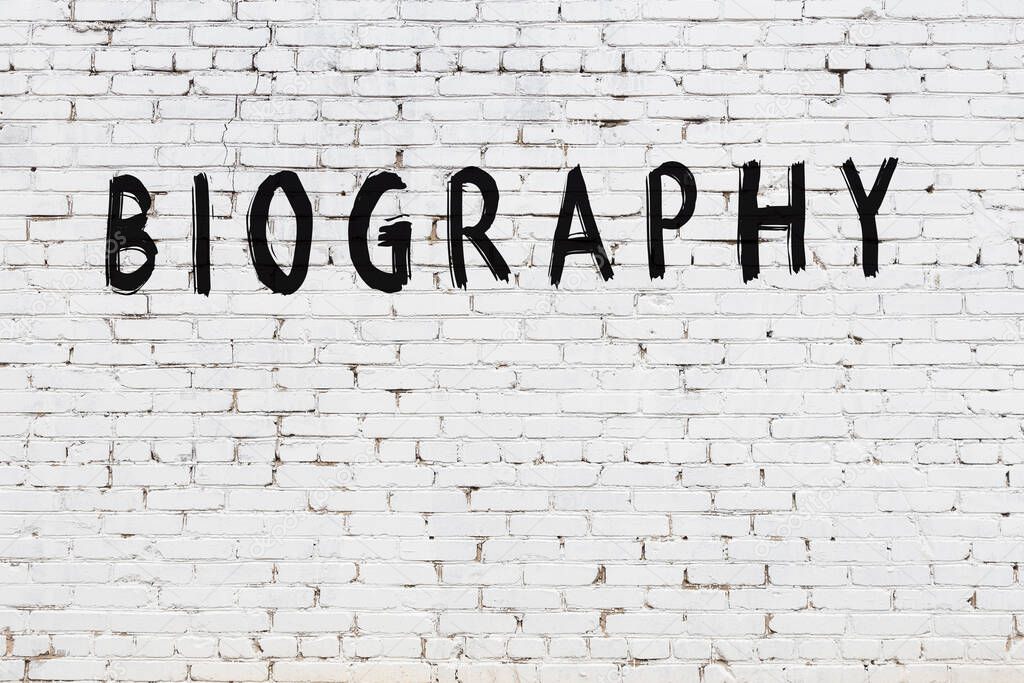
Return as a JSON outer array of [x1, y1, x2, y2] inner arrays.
[[2, 1, 1024, 680]]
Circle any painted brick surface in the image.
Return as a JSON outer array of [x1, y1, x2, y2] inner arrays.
[[2, 1, 1024, 680]]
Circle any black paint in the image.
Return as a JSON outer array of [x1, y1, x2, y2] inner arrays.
[[737, 161, 806, 283], [349, 171, 411, 293], [549, 165, 614, 287], [106, 174, 156, 294], [447, 166, 510, 289], [192, 172, 211, 296], [646, 161, 697, 280], [841, 157, 899, 278], [246, 170, 312, 295]]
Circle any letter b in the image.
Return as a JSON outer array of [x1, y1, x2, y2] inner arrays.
[[106, 175, 157, 294]]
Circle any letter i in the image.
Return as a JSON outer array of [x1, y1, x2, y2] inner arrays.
[[193, 173, 211, 296]]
